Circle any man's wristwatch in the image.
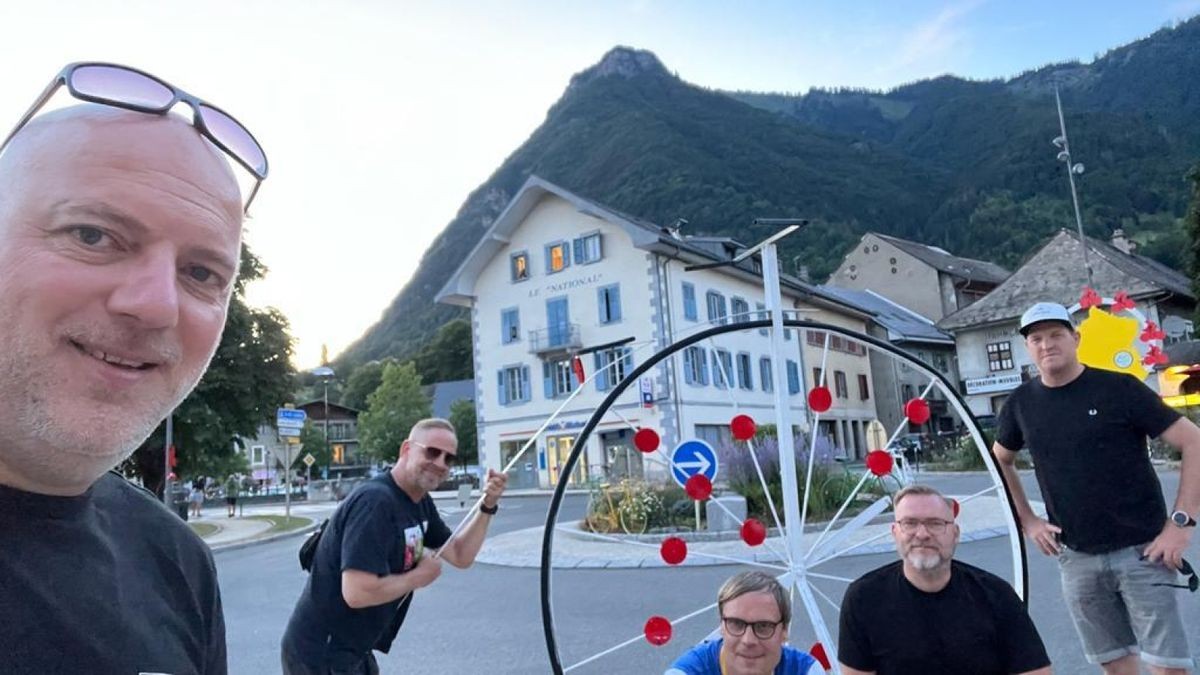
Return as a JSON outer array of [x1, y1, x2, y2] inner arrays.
[[480, 502, 499, 515], [1170, 510, 1197, 528]]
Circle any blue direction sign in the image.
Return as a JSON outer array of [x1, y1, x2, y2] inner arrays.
[[276, 408, 306, 429], [670, 439, 719, 489]]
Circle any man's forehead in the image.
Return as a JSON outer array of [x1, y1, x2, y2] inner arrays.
[[1, 105, 242, 217], [897, 494, 953, 517]]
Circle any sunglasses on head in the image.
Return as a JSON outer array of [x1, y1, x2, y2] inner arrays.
[[409, 440, 456, 464], [1152, 558, 1198, 593], [0, 62, 268, 215]]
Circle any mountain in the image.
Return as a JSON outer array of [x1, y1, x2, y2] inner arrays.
[[337, 18, 1200, 371]]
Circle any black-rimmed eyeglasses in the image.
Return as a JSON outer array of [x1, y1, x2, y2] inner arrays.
[[0, 62, 268, 215], [896, 518, 953, 535], [721, 616, 783, 639]]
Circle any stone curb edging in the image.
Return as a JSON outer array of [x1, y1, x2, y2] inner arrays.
[[209, 521, 319, 554]]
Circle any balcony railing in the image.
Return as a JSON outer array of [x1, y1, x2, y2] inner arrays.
[[529, 323, 582, 356]]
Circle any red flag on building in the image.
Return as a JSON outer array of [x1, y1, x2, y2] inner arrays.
[[572, 355, 586, 385]]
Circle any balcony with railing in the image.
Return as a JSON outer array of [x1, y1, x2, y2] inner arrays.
[[529, 323, 582, 357]]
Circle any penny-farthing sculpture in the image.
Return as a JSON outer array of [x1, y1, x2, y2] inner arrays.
[[539, 229, 1029, 674]]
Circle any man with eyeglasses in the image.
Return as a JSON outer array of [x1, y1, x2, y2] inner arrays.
[[0, 63, 268, 674], [994, 302, 1200, 674], [838, 485, 1052, 674], [282, 417, 507, 674], [666, 571, 822, 675]]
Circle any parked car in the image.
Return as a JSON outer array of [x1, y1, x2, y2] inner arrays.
[[436, 470, 480, 492]]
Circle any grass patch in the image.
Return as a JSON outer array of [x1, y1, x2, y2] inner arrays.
[[245, 515, 312, 535], [188, 522, 219, 538]]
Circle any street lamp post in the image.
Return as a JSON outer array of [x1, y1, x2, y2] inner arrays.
[[312, 366, 335, 483], [1052, 86, 1093, 287]]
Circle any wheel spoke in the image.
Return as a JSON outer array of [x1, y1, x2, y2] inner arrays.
[[564, 601, 719, 672], [806, 495, 891, 564]]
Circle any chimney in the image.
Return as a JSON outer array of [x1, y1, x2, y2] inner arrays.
[[797, 265, 811, 282], [663, 217, 687, 240], [1110, 228, 1136, 255]]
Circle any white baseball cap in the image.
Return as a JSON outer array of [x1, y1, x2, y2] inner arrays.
[[1018, 302, 1074, 336]]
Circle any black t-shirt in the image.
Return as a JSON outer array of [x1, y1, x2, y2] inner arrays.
[[838, 561, 1049, 675], [0, 471, 227, 674], [283, 473, 451, 666], [997, 366, 1179, 553]]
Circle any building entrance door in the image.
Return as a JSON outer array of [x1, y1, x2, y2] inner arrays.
[[546, 434, 587, 486], [499, 439, 538, 489]]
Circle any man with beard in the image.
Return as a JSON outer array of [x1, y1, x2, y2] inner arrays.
[[281, 418, 507, 674], [0, 62, 269, 674], [838, 485, 1052, 675]]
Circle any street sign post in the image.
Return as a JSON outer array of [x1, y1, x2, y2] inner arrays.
[[303, 453, 316, 467], [277, 407, 305, 439], [670, 439, 719, 489]]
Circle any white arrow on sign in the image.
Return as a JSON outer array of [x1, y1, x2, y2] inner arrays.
[[674, 454, 711, 474]]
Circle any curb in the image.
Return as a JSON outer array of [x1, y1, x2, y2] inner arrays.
[[210, 520, 320, 554]]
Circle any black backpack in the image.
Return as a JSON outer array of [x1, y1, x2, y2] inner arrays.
[[298, 518, 330, 572]]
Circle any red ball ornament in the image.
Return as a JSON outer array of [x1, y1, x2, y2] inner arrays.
[[740, 518, 767, 546], [684, 474, 713, 501], [950, 498, 960, 518], [660, 537, 687, 565], [904, 398, 931, 425], [865, 450, 894, 477], [644, 616, 672, 646], [810, 642, 831, 670], [808, 386, 833, 413], [634, 428, 660, 454], [730, 414, 757, 441]]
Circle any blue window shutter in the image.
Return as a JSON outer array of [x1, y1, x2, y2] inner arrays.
[[573, 238, 584, 264], [522, 366, 532, 401], [683, 348, 694, 385], [594, 352, 608, 391], [595, 233, 603, 260], [597, 287, 610, 324], [562, 244, 571, 269], [543, 362, 554, 398], [700, 348, 709, 385], [623, 348, 633, 372], [611, 285, 621, 322], [787, 360, 800, 394], [498, 370, 508, 405], [544, 244, 552, 274], [683, 283, 696, 321]]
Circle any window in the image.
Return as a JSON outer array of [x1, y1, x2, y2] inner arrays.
[[510, 252, 529, 282], [759, 357, 774, 393], [987, 341, 1014, 372], [807, 330, 824, 347], [736, 352, 754, 391], [787, 360, 801, 395], [595, 347, 633, 391], [332, 444, 345, 464], [806, 330, 866, 355], [682, 346, 709, 385], [731, 297, 750, 324], [573, 232, 603, 264], [706, 291, 728, 325], [756, 302, 768, 336], [858, 374, 870, 401], [813, 368, 823, 388], [712, 349, 733, 389], [682, 282, 697, 321], [251, 445, 264, 464], [695, 424, 733, 450], [597, 284, 622, 324], [834, 371, 848, 399], [498, 365, 531, 405], [543, 359, 575, 398], [545, 241, 570, 273], [501, 308, 520, 344]]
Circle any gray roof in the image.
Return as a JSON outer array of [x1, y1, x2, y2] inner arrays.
[[938, 229, 1194, 331], [819, 286, 954, 345], [875, 233, 1010, 284], [426, 379, 474, 419]]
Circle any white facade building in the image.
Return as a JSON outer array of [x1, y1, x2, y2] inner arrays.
[[437, 177, 876, 489]]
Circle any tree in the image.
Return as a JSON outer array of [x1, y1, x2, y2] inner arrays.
[[448, 399, 478, 468], [412, 319, 474, 384], [341, 359, 394, 410], [294, 421, 330, 470], [1188, 163, 1200, 324], [123, 245, 296, 495], [358, 361, 431, 463]]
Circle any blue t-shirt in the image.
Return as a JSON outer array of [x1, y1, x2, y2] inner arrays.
[[666, 638, 818, 674]]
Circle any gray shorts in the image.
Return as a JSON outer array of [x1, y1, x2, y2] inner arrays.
[[1059, 543, 1195, 670]]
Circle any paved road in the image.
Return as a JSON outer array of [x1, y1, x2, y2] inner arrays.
[[217, 472, 1198, 674]]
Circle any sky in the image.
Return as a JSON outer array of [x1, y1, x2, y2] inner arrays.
[[2, 0, 1197, 369]]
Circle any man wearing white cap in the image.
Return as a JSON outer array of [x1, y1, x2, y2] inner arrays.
[[994, 301, 1200, 674]]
